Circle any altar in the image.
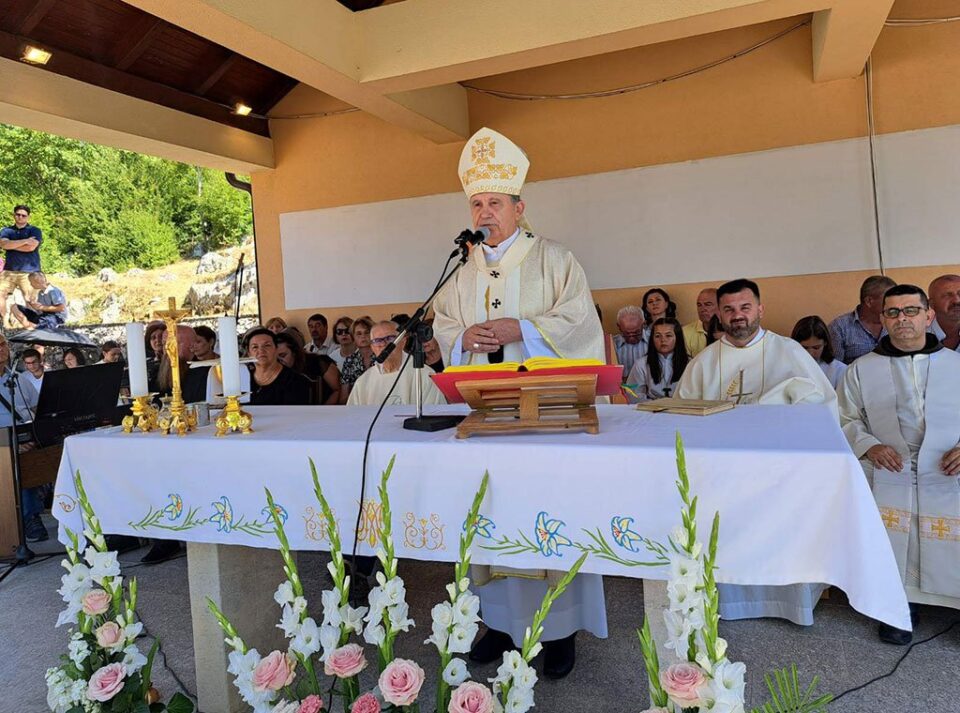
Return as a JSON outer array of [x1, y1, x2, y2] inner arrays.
[[53, 403, 909, 711]]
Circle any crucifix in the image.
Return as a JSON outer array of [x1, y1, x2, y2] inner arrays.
[[153, 297, 197, 435], [730, 369, 753, 405]]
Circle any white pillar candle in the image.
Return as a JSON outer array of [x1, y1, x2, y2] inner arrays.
[[125, 323, 148, 397], [218, 316, 241, 397]]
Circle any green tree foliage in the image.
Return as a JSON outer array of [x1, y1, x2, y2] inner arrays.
[[0, 124, 252, 275]]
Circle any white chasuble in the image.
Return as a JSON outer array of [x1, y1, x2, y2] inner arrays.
[[677, 330, 838, 413], [346, 364, 445, 406], [840, 350, 960, 605], [433, 233, 605, 366]]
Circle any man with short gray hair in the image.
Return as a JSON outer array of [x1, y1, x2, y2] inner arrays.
[[613, 305, 646, 381], [928, 274, 960, 352], [828, 275, 896, 363]]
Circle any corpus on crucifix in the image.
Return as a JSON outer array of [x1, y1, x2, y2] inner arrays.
[[153, 297, 197, 435]]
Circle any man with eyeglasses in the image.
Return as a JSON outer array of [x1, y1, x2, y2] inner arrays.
[[0, 205, 43, 327], [839, 284, 960, 645], [346, 320, 443, 406]]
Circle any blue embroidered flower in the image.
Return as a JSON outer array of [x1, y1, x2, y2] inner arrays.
[[534, 511, 571, 557], [163, 493, 183, 521], [611, 516, 643, 553], [463, 513, 495, 539], [210, 496, 234, 533], [261, 503, 288, 525]]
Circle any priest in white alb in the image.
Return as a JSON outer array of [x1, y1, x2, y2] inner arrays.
[[347, 321, 444, 406], [677, 278, 838, 625], [839, 283, 960, 645], [433, 127, 606, 678]]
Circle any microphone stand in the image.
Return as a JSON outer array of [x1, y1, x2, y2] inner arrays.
[[232, 254, 245, 321], [0, 361, 34, 580], [375, 230, 481, 432]]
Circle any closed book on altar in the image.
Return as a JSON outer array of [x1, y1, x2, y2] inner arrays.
[[635, 397, 735, 415]]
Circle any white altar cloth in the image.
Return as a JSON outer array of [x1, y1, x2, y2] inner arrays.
[[53, 403, 910, 630]]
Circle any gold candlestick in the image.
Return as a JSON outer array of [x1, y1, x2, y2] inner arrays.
[[122, 395, 159, 434], [215, 395, 254, 436], [153, 297, 196, 436]]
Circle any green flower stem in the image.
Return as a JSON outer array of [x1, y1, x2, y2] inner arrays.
[[206, 598, 248, 654], [499, 553, 588, 706], [375, 456, 399, 668], [309, 458, 352, 646], [638, 617, 668, 708], [701, 512, 722, 665], [674, 433, 698, 555]]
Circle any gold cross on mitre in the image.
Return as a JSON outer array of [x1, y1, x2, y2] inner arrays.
[[153, 296, 191, 322]]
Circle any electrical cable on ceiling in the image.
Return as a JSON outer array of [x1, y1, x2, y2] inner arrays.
[[864, 56, 886, 276], [460, 19, 810, 101], [885, 15, 960, 26]]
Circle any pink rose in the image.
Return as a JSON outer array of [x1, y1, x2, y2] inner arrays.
[[378, 658, 425, 707], [87, 663, 127, 702], [252, 650, 296, 692], [95, 621, 123, 649], [82, 590, 112, 616], [660, 662, 707, 709], [298, 694, 324, 713], [351, 693, 381, 713], [324, 643, 367, 678], [449, 681, 493, 713]]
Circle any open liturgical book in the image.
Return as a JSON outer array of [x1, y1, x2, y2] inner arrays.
[[432, 357, 624, 403]]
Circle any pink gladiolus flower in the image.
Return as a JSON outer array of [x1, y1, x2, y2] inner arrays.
[[378, 658, 425, 707], [87, 663, 127, 702], [449, 681, 494, 713], [660, 662, 707, 709], [298, 694, 324, 713], [95, 621, 123, 649], [323, 643, 367, 678], [351, 693, 381, 713], [82, 590, 112, 616], [252, 650, 296, 692]]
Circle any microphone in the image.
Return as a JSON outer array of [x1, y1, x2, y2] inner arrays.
[[454, 227, 490, 247]]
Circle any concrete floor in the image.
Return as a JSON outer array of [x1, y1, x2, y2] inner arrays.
[[4, 518, 960, 713]]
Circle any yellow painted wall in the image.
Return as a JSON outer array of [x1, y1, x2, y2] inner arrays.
[[249, 4, 960, 337]]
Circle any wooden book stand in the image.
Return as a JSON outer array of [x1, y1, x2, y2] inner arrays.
[[454, 373, 600, 439]]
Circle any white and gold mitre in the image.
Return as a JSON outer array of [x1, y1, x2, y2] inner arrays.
[[458, 127, 529, 198]]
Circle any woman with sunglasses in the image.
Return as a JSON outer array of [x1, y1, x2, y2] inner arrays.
[[328, 316, 356, 371]]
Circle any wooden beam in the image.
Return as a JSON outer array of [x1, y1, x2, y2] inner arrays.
[[193, 51, 238, 96], [114, 16, 164, 71], [15, 0, 57, 35], [0, 29, 270, 136], [811, 1, 895, 82], [0, 55, 274, 173]]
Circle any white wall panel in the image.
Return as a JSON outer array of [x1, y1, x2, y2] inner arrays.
[[280, 124, 960, 310]]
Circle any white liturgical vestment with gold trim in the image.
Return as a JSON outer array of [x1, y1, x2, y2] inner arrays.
[[839, 348, 960, 608]]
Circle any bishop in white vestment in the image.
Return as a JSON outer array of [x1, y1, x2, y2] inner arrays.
[[432, 127, 606, 678], [677, 279, 837, 624], [839, 285, 960, 644]]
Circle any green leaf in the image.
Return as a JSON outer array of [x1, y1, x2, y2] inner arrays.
[[130, 701, 150, 713], [166, 691, 196, 713], [140, 638, 160, 697]]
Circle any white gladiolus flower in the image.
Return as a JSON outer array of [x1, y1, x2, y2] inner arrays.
[[663, 610, 693, 655], [425, 619, 449, 650], [670, 526, 688, 549], [526, 641, 542, 659], [321, 590, 343, 626], [59, 562, 93, 596], [505, 684, 535, 713], [271, 700, 300, 713], [712, 659, 747, 699], [669, 554, 704, 585], [123, 644, 148, 673], [122, 621, 143, 645], [431, 602, 454, 628], [448, 622, 479, 654], [291, 596, 308, 616], [512, 661, 538, 691], [291, 617, 322, 657], [442, 657, 470, 686], [274, 581, 295, 607], [278, 604, 300, 638], [445, 582, 458, 600], [55, 601, 82, 628], [319, 623, 340, 657], [668, 579, 705, 614], [453, 592, 480, 626], [362, 620, 385, 647], [225, 635, 245, 652], [381, 577, 405, 607], [715, 637, 729, 660], [388, 601, 415, 633], [84, 548, 121, 584], [340, 604, 367, 634], [228, 647, 261, 677]]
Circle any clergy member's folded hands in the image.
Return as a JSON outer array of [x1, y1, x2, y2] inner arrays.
[[940, 446, 960, 476], [866, 444, 904, 472], [463, 323, 500, 353]]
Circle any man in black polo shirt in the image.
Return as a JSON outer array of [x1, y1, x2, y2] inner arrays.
[[0, 205, 43, 327]]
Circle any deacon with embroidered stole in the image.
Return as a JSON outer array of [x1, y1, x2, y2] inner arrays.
[[433, 127, 606, 679], [678, 278, 838, 625], [839, 284, 960, 646]]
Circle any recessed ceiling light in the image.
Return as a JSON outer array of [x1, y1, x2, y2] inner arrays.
[[21, 45, 52, 65], [233, 103, 253, 116]]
